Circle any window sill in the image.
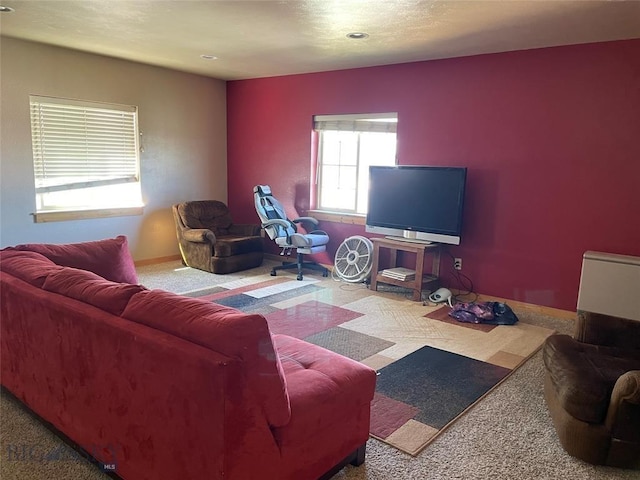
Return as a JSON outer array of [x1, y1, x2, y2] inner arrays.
[[308, 210, 366, 225], [32, 206, 144, 223]]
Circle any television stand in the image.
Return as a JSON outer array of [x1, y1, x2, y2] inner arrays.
[[370, 237, 441, 302], [385, 236, 433, 245]]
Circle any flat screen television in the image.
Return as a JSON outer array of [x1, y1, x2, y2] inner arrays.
[[365, 165, 467, 245]]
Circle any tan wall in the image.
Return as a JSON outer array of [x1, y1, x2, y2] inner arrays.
[[0, 37, 227, 261]]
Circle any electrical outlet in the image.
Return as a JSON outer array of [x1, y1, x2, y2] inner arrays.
[[454, 258, 462, 270]]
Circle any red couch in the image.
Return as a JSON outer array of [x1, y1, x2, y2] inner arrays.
[[0, 237, 376, 480]]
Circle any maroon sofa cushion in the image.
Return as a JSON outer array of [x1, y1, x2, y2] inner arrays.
[[0, 250, 64, 287], [273, 334, 375, 444], [10, 236, 138, 284], [272, 334, 376, 479], [42, 267, 147, 316], [121, 289, 291, 427]]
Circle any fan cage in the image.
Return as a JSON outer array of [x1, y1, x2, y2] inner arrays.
[[333, 235, 374, 283]]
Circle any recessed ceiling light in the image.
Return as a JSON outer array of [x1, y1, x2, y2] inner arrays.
[[0, 6, 15, 12], [200, 54, 218, 60], [346, 32, 369, 39]]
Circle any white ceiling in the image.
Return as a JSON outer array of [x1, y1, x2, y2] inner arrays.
[[1, 1, 639, 81]]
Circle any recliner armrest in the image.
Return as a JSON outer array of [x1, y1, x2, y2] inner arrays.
[[182, 228, 216, 244], [575, 311, 640, 350], [605, 370, 640, 442], [229, 224, 262, 237]]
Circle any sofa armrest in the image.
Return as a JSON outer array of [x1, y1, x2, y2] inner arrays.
[[183, 228, 216, 244], [271, 334, 376, 479], [229, 224, 262, 237], [575, 311, 640, 350], [605, 370, 640, 442]]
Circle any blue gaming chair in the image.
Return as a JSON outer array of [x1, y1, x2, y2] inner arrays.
[[253, 185, 329, 280]]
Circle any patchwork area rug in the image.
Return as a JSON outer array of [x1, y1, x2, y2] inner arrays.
[[182, 273, 555, 456]]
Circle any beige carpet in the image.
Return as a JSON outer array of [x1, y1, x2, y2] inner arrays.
[[1, 260, 637, 480]]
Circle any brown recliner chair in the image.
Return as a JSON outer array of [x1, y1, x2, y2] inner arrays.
[[172, 201, 264, 274], [543, 311, 640, 468]]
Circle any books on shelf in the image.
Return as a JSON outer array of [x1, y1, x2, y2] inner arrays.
[[381, 267, 416, 281]]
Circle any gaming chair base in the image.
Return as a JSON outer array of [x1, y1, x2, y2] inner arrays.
[[272, 253, 329, 281]]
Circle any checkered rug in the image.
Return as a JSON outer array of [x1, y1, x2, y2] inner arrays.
[[183, 273, 555, 456]]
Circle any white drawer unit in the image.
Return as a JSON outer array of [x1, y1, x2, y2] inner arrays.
[[577, 251, 640, 321]]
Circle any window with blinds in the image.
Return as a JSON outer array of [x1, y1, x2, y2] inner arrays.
[[29, 95, 143, 217], [314, 113, 397, 215]]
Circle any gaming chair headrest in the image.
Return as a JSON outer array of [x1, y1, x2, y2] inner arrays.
[[254, 185, 272, 196]]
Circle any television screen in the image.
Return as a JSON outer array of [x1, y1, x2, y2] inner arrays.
[[366, 166, 467, 245]]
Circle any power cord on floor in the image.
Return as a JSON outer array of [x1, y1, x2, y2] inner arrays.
[[442, 249, 477, 305]]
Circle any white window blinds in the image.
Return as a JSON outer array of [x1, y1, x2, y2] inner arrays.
[[314, 113, 397, 133], [30, 95, 139, 193]]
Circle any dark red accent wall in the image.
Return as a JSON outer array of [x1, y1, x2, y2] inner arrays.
[[227, 39, 640, 311]]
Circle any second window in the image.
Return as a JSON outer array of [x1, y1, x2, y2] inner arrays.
[[314, 113, 397, 215]]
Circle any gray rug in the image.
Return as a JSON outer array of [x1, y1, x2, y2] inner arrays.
[[305, 327, 395, 362]]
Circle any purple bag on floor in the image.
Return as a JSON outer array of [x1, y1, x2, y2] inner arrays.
[[449, 301, 519, 325]]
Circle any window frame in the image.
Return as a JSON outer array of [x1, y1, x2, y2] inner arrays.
[[313, 113, 398, 217], [29, 95, 143, 222]]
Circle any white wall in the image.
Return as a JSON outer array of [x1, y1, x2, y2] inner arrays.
[[0, 37, 227, 261]]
